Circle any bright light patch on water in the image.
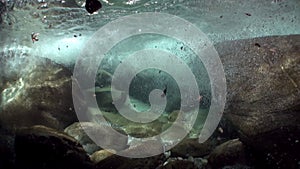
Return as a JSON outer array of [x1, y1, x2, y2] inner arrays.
[[1, 77, 24, 104], [30, 35, 89, 66]]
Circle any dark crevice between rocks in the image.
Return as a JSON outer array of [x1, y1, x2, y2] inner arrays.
[[244, 126, 300, 169]]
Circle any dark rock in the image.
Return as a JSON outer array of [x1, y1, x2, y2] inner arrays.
[[0, 54, 77, 130], [95, 153, 165, 169], [245, 126, 300, 169], [15, 125, 93, 169], [217, 35, 300, 168], [64, 122, 101, 154], [159, 160, 197, 169], [170, 137, 217, 158], [208, 139, 247, 169], [0, 129, 15, 169], [85, 0, 102, 14], [218, 35, 300, 137], [222, 164, 253, 169]]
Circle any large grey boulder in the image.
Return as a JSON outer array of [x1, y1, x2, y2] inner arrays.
[[218, 35, 300, 137], [217, 35, 300, 168], [0, 53, 77, 130]]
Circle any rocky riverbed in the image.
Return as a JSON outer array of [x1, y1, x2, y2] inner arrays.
[[0, 0, 299, 169], [0, 34, 299, 169]]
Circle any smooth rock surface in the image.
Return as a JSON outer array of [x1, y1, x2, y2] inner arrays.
[[90, 149, 115, 164], [170, 137, 217, 158], [0, 54, 77, 130], [208, 139, 247, 169], [219, 35, 300, 137], [217, 35, 300, 168], [64, 122, 102, 154], [15, 125, 93, 169]]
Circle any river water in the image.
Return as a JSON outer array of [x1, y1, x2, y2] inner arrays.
[[0, 0, 299, 64]]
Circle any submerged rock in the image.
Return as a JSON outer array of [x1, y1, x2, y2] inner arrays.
[[207, 139, 247, 169], [64, 122, 129, 154], [95, 153, 165, 169], [15, 125, 93, 169], [219, 35, 300, 137], [64, 122, 101, 154], [0, 54, 77, 130], [90, 149, 115, 164], [217, 35, 300, 168], [158, 160, 197, 169], [0, 129, 15, 169], [170, 137, 217, 158], [245, 126, 300, 169]]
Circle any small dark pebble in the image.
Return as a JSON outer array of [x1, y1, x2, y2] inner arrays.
[[220, 15, 223, 18], [254, 43, 261, 47], [74, 35, 77, 38], [79, 33, 82, 36], [159, 70, 162, 74], [85, 0, 102, 14], [66, 45, 68, 48], [58, 47, 60, 51], [180, 46, 184, 50], [245, 13, 251, 16], [133, 104, 136, 108]]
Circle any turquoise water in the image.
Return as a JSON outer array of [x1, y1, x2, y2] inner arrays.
[[0, 0, 299, 65]]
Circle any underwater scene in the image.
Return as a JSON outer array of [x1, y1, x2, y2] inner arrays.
[[0, 0, 299, 169]]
